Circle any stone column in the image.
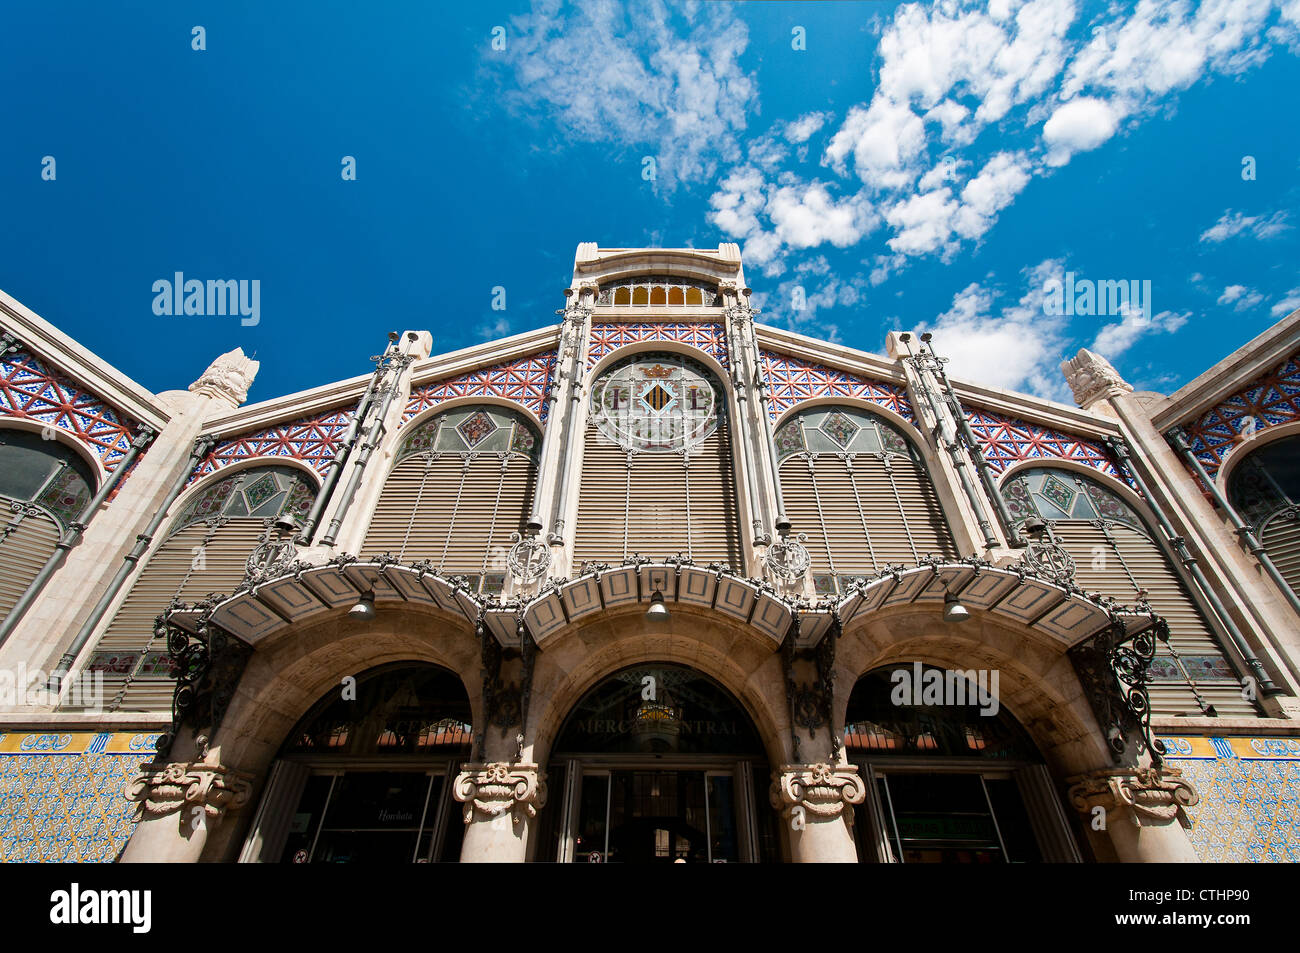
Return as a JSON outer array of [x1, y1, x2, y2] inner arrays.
[[770, 762, 865, 863], [453, 762, 547, 863], [119, 748, 252, 863], [1067, 766, 1201, 863]]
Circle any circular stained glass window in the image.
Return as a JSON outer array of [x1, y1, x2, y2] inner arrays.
[[590, 353, 721, 452]]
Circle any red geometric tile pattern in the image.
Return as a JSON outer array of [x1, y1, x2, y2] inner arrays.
[[191, 408, 352, 482], [404, 350, 558, 423], [587, 323, 729, 370], [0, 345, 141, 469], [759, 350, 915, 423], [965, 408, 1121, 479], [1180, 353, 1300, 479]]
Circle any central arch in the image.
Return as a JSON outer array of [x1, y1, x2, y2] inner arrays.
[[531, 660, 778, 863]]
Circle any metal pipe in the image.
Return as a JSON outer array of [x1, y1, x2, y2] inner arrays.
[[1106, 435, 1279, 696], [736, 296, 790, 535], [0, 426, 156, 647], [547, 294, 591, 544], [724, 302, 768, 544], [1167, 427, 1300, 619], [901, 336, 999, 549], [49, 434, 215, 683], [320, 333, 417, 547], [295, 333, 395, 544], [930, 350, 1024, 546]]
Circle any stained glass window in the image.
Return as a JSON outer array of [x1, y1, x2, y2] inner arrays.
[[1002, 467, 1144, 533], [590, 353, 722, 452], [396, 405, 540, 462], [773, 406, 912, 462], [0, 428, 97, 530], [170, 465, 316, 536]]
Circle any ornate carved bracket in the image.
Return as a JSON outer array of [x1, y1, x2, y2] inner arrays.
[[453, 762, 547, 825], [1068, 616, 1169, 765], [157, 604, 253, 758], [1067, 766, 1200, 824], [769, 763, 866, 824], [780, 615, 840, 761], [124, 754, 253, 824]]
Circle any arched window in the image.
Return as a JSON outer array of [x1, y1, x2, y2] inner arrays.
[[1003, 466, 1253, 717], [596, 276, 718, 307], [773, 406, 956, 595], [360, 405, 540, 594], [1226, 435, 1300, 597], [0, 429, 97, 621], [83, 465, 317, 711], [243, 663, 472, 864], [843, 664, 1069, 863], [574, 352, 741, 568]]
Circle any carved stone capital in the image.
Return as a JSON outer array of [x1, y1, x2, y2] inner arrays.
[[124, 757, 253, 824], [1067, 766, 1200, 824], [189, 347, 259, 407], [1061, 348, 1133, 410], [454, 762, 547, 825], [770, 763, 866, 823]]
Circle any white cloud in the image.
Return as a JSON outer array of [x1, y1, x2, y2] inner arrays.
[[885, 189, 961, 256], [1042, 97, 1119, 165], [953, 151, 1032, 239], [1092, 309, 1189, 356], [782, 111, 831, 143], [1199, 209, 1292, 242], [1272, 288, 1300, 318], [1218, 285, 1265, 310], [499, 0, 757, 187]]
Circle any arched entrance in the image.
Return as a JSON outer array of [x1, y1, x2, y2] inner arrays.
[[238, 662, 473, 863], [535, 663, 778, 863], [844, 664, 1083, 864]]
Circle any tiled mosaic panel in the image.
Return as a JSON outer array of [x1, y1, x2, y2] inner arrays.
[[405, 350, 558, 424], [965, 408, 1124, 481], [1161, 735, 1300, 862], [759, 350, 915, 423], [587, 323, 729, 370], [0, 344, 141, 468], [1180, 353, 1300, 479], [0, 732, 160, 863], [191, 408, 353, 483]]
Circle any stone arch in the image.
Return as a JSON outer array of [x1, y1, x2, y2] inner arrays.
[[832, 608, 1112, 778]]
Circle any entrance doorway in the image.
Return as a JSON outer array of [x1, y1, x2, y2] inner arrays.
[[239, 663, 473, 863], [537, 664, 777, 863]]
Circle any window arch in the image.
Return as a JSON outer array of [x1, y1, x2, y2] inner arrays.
[[773, 405, 956, 595], [1225, 434, 1300, 598], [574, 352, 741, 568], [81, 464, 318, 712], [360, 404, 540, 594], [1003, 466, 1255, 717], [597, 276, 718, 307], [0, 428, 98, 622]]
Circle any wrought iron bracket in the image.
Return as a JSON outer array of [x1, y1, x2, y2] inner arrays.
[[1068, 616, 1169, 767], [157, 600, 253, 758]]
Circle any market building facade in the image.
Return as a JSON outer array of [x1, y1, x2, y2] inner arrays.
[[1, 243, 1298, 863]]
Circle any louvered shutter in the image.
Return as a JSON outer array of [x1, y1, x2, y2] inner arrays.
[[89, 521, 268, 711], [0, 495, 61, 622], [1058, 522, 1255, 717], [360, 452, 536, 586], [1260, 517, 1300, 599], [573, 424, 741, 568]]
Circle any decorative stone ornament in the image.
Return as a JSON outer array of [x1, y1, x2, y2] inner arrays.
[[124, 755, 252, 824], [770, 763, 866, 823], [1061, 348, 1134, 410], [1067, 766, 1200, 823], [507, 531, 551, 583], [764, 532, 812, 582], [189, 347, 260, 407], [453, 763, 547, 825]]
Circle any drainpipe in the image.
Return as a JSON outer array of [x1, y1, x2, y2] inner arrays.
[[320, 333, 418, 547], [547, 292, 592, 545], [741, 296, 791, 537], [0, 426, 156, 647], [722, 294, 770, 546], [1107, 435, 1279, 696], [295, 333, 395, 545], [900, 334, 999, 550], [48, 434, 215, 686], [928, 345, 1024, 546], [1166, 426, 1300, 619]]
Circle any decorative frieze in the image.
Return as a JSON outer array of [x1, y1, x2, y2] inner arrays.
[[124, 755, 252, 824], [770, 763, 866, 823], [453, 762, 547, 825], [1067, 766, 1200, 823], [759, 350, 914, 423]]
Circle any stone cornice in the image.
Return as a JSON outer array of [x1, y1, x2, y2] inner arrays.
[[1153, 306, 1300, 430], [0, 288, 170, 430]]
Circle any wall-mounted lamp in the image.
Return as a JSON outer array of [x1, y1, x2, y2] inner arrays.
[[349, 590, 376, 622], [645, 590, 670, 622], [943, 592, 970, 624]]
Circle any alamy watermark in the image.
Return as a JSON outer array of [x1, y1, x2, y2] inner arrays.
[[50, 884, 151, 933], [890, 661, 1000, 716], [0, 663, 103, 711], [152, 272, 260, 326], [1043, 271, 1151, 320]]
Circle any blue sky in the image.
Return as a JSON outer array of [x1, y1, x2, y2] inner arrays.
[[1, 0, 1298, 405]]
